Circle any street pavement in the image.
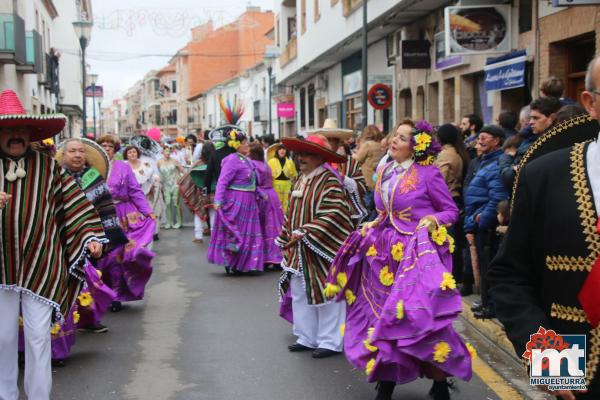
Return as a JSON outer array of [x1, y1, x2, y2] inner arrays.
[[43, 228, 521, 400]]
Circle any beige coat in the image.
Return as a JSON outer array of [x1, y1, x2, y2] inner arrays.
[[435, 144, 464, 198], [353, 140, 385, 190]]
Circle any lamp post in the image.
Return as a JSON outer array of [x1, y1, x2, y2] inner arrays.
[[361, 0, 368, 130], [88, 73, 98, 138], [264, 46, 280, 138], [73, 20, 93, 138]]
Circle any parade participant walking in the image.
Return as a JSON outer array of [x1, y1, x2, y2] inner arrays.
[[157, 146, 185, 229], [96, 134, 156, 312], [325, 121, 473, 400], [0, 90, 106, 400], [488, 57, 600, 400], [208, 128, 265, 274], [308, 118, 368, 224], [249, 143, 284, 268], [277, 135, 353, 359], [267, 144, 297, 213]]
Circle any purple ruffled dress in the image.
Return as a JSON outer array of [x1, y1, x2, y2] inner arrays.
[[208, 153, 265, 272], [252, 160, 284, 265], [327, 162, 473, 384], [98, 160, 155, 301]]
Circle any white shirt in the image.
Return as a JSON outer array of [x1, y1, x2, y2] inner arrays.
[[586, 137, 600, 214], [192, 143, 203, 163]]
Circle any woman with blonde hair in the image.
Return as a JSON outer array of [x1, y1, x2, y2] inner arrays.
[[267, 144, 297, 213]]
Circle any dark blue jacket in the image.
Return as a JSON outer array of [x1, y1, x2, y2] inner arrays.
[[464, 149, 509, 233], [498, 126, 536, 191]]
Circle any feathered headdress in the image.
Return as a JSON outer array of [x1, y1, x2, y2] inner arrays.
[[219, 95, 244, 125]]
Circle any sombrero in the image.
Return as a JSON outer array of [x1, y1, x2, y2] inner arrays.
[[0, 89, 67, 141], [281, 135, 346, 163], [266, 143, 285, 161], [130, 134, 163, 159], [55, 138, 111, 180], [511, 113, 599, 204], [305, 118, 353, 140]]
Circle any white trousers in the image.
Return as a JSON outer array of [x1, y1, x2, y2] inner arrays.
[[290, 274, 345, 352], [208, 209, 216, 233], [0, 290, 52, 400], [194, 214, 209, 240]]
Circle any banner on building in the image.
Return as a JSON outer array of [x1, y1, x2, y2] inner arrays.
[[434, 32, 465, 71], [85, 85, 103, 98], [444, 5, 512, 56], [401, 40, 431, 69], [277, 102, 295, 118], [484, 49, 527, 92]]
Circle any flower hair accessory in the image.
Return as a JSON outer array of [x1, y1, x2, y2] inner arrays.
[[411, 120, 441, 166], [227, 130, 242, 150]]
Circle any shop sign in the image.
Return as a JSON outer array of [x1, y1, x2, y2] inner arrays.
[[367, 84, 392, 110], [484, 49, 527, 92], [85, 85, 103, 98], [444, 5, 511, 56], [277, 102, 295, 118], [434, 32, 465, 71], [401, 40, 431, 69]]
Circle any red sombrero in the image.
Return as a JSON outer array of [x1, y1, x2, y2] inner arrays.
[[281, 135, 346, 163], [0, 89, 67, 141]]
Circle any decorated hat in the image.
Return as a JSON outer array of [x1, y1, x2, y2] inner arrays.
[[209, 124, 243, 143], [266, 143, 285, 160], [55, 138, 111, 180], [305, 118, 354, 140], [0, 89, 67, 141], [281, 135, 347, 163]]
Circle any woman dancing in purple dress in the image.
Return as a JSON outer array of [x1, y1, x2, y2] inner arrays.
[[325, 121, 473, 400]]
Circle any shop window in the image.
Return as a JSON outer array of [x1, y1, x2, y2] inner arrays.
[[428, 82, 439, 126], [345, 94, 361, 131], [416, 86, 425, 121], [398, 89, 412, 120]]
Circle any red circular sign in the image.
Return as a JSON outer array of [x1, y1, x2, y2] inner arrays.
[[368, 84, 392, 110]]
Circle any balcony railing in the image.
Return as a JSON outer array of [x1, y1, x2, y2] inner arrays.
[[0, 13, 26, 64], [279, 36, 297, 68]]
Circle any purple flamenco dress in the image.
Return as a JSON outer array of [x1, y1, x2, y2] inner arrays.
[[98, 160, 155, 301], [208, 153, 265, 272], [326, 161, 473, 384], [252, 160, 284, 265]]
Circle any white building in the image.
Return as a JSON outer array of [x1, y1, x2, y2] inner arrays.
[[0, 0, 92, 138], [273, 0, 448, 136]]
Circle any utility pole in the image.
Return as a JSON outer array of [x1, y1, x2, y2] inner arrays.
[[361, 0, 368, 130]]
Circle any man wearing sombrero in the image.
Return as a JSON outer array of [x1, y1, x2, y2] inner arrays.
[[306, 119, 368, 225], [0, 89, 106, 399], [488, 56, 600, 399], [277, 134, 353, 358]]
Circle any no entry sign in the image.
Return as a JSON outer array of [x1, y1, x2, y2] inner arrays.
[[368, 84, 392, 110]]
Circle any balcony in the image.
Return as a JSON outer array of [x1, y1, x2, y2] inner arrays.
[[0, 13, 26, 64], [16, 30, 42, 73], [279, 36, 297, 68]]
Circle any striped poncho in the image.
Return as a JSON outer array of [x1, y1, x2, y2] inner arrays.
[[277, 166, 353, 305], [0, 150, 106, 321]]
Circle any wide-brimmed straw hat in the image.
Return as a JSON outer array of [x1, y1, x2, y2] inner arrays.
[[305, 118, 353, 140], [266, 143, 286, 160], [281, 135, 346, 163], [55, 138, 111, 180], [0, 89, 67, 141]]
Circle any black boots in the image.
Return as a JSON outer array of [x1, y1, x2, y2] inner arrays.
[[374, 381, 395, 400], [429, 379, 451, 400]]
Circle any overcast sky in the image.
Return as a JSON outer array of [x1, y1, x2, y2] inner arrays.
[[88, 0, 274, 103]]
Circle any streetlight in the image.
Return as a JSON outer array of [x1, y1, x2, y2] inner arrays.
[[264, 45, 280, 138], [88, 73, 98, 138], [73, 20, 93, 138]]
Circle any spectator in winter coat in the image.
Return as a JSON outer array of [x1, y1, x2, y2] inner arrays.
[[460, 113, 483, 160], [497, 110, 519, 138], [463, 125, 509, 319], [540, 76, 577, 106]]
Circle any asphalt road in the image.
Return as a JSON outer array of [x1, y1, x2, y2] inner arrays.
[[43, 228, 510, 400]]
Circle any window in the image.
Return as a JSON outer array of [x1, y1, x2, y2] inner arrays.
[[314, 0, 320, 22], [519, 0, 532, 33], [301, 0, 306, 34], [288, 17, 297, 40], [171, 80, 177, 94], [300, 88, 306, 128], [154, 80, 160, 91], [308, 84, 315, 128]]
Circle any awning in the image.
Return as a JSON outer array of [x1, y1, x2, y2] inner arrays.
[[484, 49, 527, 92]]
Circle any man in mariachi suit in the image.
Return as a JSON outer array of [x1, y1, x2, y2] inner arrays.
[[0, 90, 106, 400], [307, 119, 368, 225], [488, 57, 600, 399], [277, 135, 353, 359]]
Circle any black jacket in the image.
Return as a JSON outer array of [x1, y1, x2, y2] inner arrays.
[[204, 146, 235, 194]]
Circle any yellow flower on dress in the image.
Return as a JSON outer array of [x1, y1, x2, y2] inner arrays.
[[431, 226, 448, 246], [379, 266, 394, 287], [50, 323, 61, 335], [73, 311, 80, 324], [440, 272, 457, 291], [18, 316, 23, 327], [345, 289, 356, 306], [336, 272, 348, 288], [366, 245, 378, 257], [324, 283, 341, 298], [466, 342, 477, 360], [363, 339, 378, 353], [78, 292, 94, 307], [433, 341, 451, 363], [391, 242, 404, 262], [96, 269, 103, 279], [340, 323, 345, 337], [367, 326, 375, 342], [448, 235, 455, 254], [365, 358, 376, 375], [396, 300, 405, 320]]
